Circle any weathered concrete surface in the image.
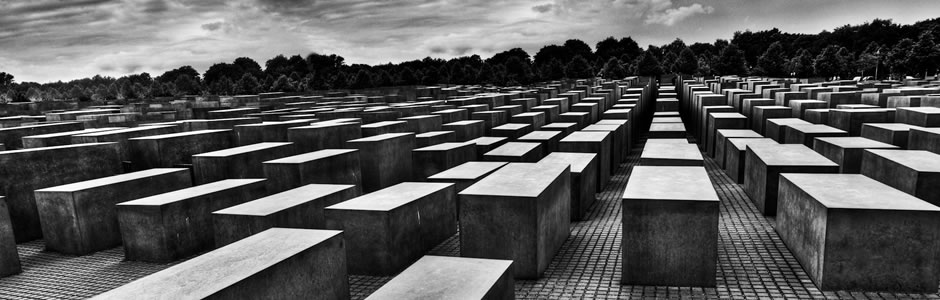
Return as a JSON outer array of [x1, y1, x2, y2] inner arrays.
[[483, 142, 543, 163], [714, 129, 762, 168], [325, 182, 456, 275], [287, 122, 362, 153], [72, 125, 180, 161], [180, 117, 261, 131], [92, 228, 348, 300], [491, 123, 533, 140], [511, 112, 546, 130], [743, 144, 839, 216], [784, 124, 849, 148], [233, 119, 313, 145], [559, 131, 612, 191], [648, 123, 686, 139], [539, 152, 598, 221], [212, 184, 357, 247], [399, 115, 443, 134], [640, 142, 704, 167], [426, 161, 508, 194], [441, 120, 486, 142], [0, 122, 84, 150], [1, 143, 123, 242], [539, 122, 578, 136], [206, 107, 260, 119], [192, 142, 296, 184], [361, 121, 409, 137], [413, 142, 477, 180], [827, 109, 894, 136], [365, 256, 514, 300], [861, 123, 923, 148], [0, 197, 20, 277], [459, 163, 570, 279], [896, 107, 940, 127], [116, 179, 267, 263], [263, 149, 362, 195], [34, 168, 192, 255], [517, 131, 563, 157], [622, 166, 719, 287], [908, 127, 940, 155], [788, 100, 828, 119], [705, 113, 747, 157], [345, 133, 416, 193], [813, 137, 898, 173], [724, 138, 779, 183], [861, 149, 940, 205], [22, 127, 123, 149], [431, 109, 469, 124], [128, 129, 235, 169], [764, 118, 811, 143], [751, 106, 791, 135], [776, 174, 940, 292], [415, 131, 456, 148]]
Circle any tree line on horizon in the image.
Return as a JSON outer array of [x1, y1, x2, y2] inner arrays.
[[1, 18, 939, 103]]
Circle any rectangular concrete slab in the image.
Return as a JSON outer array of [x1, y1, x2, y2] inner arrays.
[[365, 256, 514, 300], [743, 144, 839, 215]]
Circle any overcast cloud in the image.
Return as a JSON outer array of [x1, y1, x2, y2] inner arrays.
[[1, 0, 938, 82]]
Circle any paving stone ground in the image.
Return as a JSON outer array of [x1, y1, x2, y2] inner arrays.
[[2, 136, 939, 299]]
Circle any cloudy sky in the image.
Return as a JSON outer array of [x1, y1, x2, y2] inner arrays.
[[1, 0, 938, 83]]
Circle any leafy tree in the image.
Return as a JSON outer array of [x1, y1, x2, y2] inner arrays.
[[856, 42, 882, 78], [376, 70, 394, 87], [714, 44, 747, 75], [236, 73, 260, 95], [886, 38, 915, 78], [635, 51, 664, 76], [813, 45, 846, 79], [349, 70, 374, 89], [234, 57, 263, 78], [600, 58, 628, 79], [674, 47, 699, 75], [477, 64, 497, 84], [756, 41, 786, 77], [399, 67, 418, 85], [540, 59, 565, 80], [661, 52, 678, 73], [564, 39, 594, 62], [158, 66, 199, 83], [0, 72, 13, 87], [911, 30, 940, 78], [564, 55, 594, 79], [788, 49, 815, 77], [270, 75, 293, 92], [504, 56, 533, 84], [331, 71, 349, 89]]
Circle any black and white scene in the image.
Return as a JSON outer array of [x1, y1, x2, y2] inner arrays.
[[3, 0, 940, 299]]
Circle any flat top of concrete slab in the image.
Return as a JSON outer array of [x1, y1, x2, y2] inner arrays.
[[0, 142, 116, 154], [787, 124, 847, 134], [596, 119, 627, 126], [415, 142, 473, 152], [646, 138, 690, 144], [294, 122, 358, 130], [461, 162, 569, 198], [865, 149, 940, 172], [898, 107, 940, 114], [747, 144, 839, 166], [493, 123, 531, 130], [789, 99, 826, 104], [93, 228, 341, 299], [485, 142, 540, 156], [604, 109, 632, 114], [428, 161, 507, 180], [582, 124, 619, 132], [117, 179, 265, 207], [582, 97, 604, 101], [416, 131, 454, 138], [361, 121, 407, 128], [540, 152, 596, 173], [193, 142, 293, 158], [468, 137, 507, 146], [753, 106, 790, 111], [710, 113, 746, 119], [35, 168, 188, 193], [649, 123, 686, 132], [209, 107, 259, 112], [532, 105, 559, 110], [767, 118, 811, 126], [814, 137, 899, 149], [130, 129, 230, 140], [214, 184, 355, 216], [913, 127, 940, 134], [560, 131, 611, 142], [862, 123, 924, 131], [72, 125, 177, 137], [830, 108, 894, 114], [622, 166, 718, 202], [640, 143, 703, 161], [326, 182, 452, 211], [560, 112, 590, 117], [347, 132, 414, 143], [657, 98, 679, 102], [541, 123, 577, 129], [433, 109, 468, 114], [398, 115, 439, 121], [652, 117, 682, 123], [518, 131, 562, 141], [264, 149, 357, 164], [22, 128, 124, 139], [239, 119, 314, 127], [513, 112, 543, 117], [653, 112, 680, 117], [443, 120, 484, 126], [780, 173, 940, 211], [365, 255, 513, 300], [729, 138, 778, 151]]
